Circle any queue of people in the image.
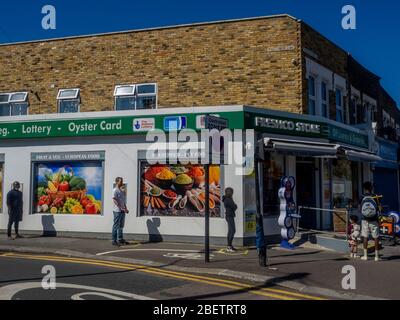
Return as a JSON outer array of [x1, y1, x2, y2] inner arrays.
[[3, 176, 386, 264]]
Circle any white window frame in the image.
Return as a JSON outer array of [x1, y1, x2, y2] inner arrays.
[[114, 83, 158, 111], [307, 75, 317, 115], [114, 85, 136, 97], [0, 92, 29, 116], [136, 83, 158, 110], [320, 80, 329, 118], [57, 88, 80, 100], [57, 88, 80, 113], [335, 87, 344, 123]]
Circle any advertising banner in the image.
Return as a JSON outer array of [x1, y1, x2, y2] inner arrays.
[[140, 163, 221, 217], [33, 161, 103, 215]]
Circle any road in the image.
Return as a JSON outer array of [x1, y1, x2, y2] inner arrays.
[[0, 252, 326, 300]]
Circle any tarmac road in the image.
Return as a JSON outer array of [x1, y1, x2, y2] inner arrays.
[[0, 252, 326, 301]]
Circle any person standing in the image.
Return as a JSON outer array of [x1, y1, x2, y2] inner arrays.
[[7, 181, 23, 240], [112, 177, 129, 246], [360, 181, 381, 261], [223, 187, 237, 252]]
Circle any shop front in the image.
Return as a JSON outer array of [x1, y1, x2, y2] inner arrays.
[[0, 105, 380, 245], [373, 138, 399, 212], [0, 106, 248, 245], [244, 107, 379, 238]]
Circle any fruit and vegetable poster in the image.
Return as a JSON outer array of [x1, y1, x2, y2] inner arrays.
[[33, 161, 103, 215], [140, 163, 222, 217]]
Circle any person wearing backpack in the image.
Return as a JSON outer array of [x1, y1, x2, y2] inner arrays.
[[360, 181, 380, 261]]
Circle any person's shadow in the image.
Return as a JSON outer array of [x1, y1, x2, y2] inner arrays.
[[41, 215, 57, 237], [146, 218, 163, 243]]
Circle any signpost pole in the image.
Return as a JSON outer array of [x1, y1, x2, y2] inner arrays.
[[203, 114, 228, 264]]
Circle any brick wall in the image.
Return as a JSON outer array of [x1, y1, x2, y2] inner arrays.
[[0, 16, 303, 115]]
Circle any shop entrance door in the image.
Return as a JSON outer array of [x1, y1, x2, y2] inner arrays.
[[296, 160, 317, 230]]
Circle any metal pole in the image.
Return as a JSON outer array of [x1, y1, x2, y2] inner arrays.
[[205, 163, 210, 263], [255, 157, 267, 267]]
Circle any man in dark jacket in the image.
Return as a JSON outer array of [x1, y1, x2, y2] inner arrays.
[[7, 181, 23, 240], [223, 187, 238, 252]]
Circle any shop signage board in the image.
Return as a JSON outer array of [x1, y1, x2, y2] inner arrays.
[[247, 112, 369, 149], [0, 111, 244, 141], [205, 115, 229, 131], [31, 151, 106, 162], [328, 125, 369, 149], [249, 113, 328, 139]]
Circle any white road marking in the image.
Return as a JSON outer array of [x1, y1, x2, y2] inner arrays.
[[0, 282, 156, 300], [96, 248, 203, 256]]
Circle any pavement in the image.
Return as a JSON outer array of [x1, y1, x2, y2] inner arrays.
[[1, 234, 400, 300]]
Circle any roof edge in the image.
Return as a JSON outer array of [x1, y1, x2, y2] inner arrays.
[[0, 14, 299, 47]]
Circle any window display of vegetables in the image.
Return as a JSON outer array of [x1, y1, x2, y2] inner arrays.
[[69, 176, 86, 191], [35, 165, 101, 215]]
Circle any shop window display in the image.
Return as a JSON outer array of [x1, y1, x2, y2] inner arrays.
[[33, 161, 103, 215], [140, 162, 221, 217], [332, 159, 358, 209], [262, 154, 285, 216]]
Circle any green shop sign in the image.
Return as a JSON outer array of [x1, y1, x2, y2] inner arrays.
[[247, 112, 328, 139], [0, 111, 244, 140], [246, 111, 369, 148], [328, 125, 368, 149]]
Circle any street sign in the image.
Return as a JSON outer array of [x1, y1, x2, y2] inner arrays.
[[205, 115, 228, 131]]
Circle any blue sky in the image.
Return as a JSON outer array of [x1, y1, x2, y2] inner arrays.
[[1, 0, 399, 104]]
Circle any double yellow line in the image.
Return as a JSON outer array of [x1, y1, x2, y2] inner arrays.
[[0, 252, 326, 300]]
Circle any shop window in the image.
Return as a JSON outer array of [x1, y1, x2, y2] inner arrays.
[[321, 81, 328, 118], [262, 153, 285, 216], [0, 92, 29, 116], [139, 162, 222, 217], [57, 89, 80, 113], [114, 83, 157, 111], [32, 161, 103, 215], [307, 76, 316, 115], [332, 160, 358, 209], [335, 89, 343, 123]]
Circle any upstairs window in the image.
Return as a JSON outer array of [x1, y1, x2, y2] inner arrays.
[[114, 85, 136, 111], [136, 83, 157, 110], [57, 89, 80, 113], [321, 81, 328, 118], [307, 76, 316, 115], [335, 88, 344, 123], [114, 83, 157, 111], [0, 92, 29, 116]]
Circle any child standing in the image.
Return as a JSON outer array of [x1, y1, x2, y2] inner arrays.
[[348, 215, 361, 258]]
